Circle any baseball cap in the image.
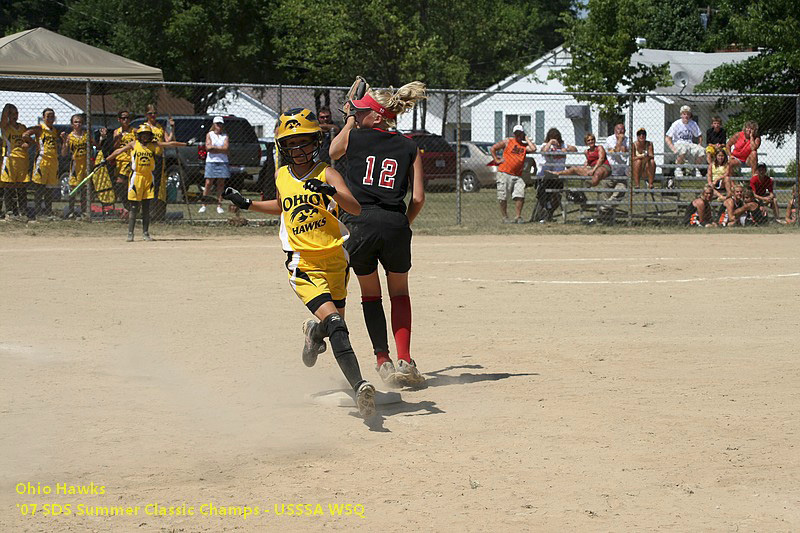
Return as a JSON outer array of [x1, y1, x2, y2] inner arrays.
[[513, 125, 524, 133], [350, 93, 397, 120], [213, 116, 224, 124]]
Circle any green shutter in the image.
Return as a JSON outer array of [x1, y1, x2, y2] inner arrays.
[[494, 111, 503, 142]]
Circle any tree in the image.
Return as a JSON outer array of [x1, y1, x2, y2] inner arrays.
[[0, 1, 65, 36], [551, 0, 671, 119], [697, 0, 800, 143], [642, 0, 706, 51], [269, 0, 572, 89], [60, 0, 279, 113]]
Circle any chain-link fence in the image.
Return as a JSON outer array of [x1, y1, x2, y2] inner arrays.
[[1, 76, 798, 228]]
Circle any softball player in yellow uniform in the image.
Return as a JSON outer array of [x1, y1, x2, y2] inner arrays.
[[112, 110, 136, 209], [144, 104, 174, 218], [1, 103, 30, 220], [223, 108, 377, 419], [106, 123, 186, 241], [61, 114, 94, 218], [22, 108, 60, 219]]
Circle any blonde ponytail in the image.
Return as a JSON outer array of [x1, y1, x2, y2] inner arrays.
[[370, 81, 427, 127]]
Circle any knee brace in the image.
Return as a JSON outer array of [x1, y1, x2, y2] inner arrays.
[[320, 312, 348, 338], [321, 313, 352, 359]]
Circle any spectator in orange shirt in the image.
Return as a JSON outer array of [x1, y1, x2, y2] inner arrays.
[[727, 121, 760, 177], [490, 125, 536, 223]]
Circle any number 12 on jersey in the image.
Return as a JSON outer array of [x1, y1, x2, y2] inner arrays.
[[363, 155, 398, 189]]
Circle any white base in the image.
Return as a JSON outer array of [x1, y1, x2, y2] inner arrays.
[[307, 389, 402, 407]]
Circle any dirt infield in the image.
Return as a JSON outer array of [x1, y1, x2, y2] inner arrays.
[[2, 232, 799, 531]]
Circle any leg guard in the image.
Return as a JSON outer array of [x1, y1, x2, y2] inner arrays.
[[321, 313, 364, 390], [128, 202, 139, 234], [4, 188, 15, 215], [17, 187, 28, 218], [33, 184, 44, 218], [141, 199, 151, 234]]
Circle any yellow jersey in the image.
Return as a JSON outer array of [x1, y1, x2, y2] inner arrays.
[[277, 162, 348, 256], [3, 122, 28, 159], [148, 122, 165, 155], [37, 123, 59, 161], [131, 140, 157, 180], [114, 127, 137, 162], [68, 131, 88, 163]]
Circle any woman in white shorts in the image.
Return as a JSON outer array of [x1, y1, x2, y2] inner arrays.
[[200, 116, 229, 214]]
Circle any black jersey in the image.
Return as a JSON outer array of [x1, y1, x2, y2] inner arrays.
[[343, 128, 417, 213], [745, 204, 768, 226]]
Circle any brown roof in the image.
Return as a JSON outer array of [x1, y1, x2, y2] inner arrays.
[[58, 87, 194, 116]]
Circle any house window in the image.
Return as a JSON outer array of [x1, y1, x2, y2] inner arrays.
[[505, 114, 531, 138], [600, 115, 624, 137], [535, 110, 545, 144], [494, 111, 503, 142], [254, 124, 264, 137]]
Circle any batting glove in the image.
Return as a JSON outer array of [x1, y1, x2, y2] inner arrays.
[[303, 178, 337, 196], [222, 187, 252, 210]]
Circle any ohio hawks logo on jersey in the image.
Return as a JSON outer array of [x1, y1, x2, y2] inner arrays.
[[283, 192, 328, 235], [291, 204, 319, 223]]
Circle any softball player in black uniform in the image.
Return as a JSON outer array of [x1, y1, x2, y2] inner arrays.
[[329, 81, 427, 388]]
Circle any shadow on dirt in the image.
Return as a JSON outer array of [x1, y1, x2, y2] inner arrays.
[[422, 364, 538, 388], [359, 399, 446, 432]]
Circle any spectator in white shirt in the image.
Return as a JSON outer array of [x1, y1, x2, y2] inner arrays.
[[604, 122, 629, 177], [665, 105, 704, 177]]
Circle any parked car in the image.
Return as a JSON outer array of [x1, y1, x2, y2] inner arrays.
[[130, 115, 261, 194], [405, 130, 457, 190], [453, 141, 537, 193], [257, 138, 272, 167]]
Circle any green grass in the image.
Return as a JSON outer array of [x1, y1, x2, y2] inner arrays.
[[4, 184, 796, 238]]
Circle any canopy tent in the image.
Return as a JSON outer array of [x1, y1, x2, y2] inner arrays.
[[0, 27, 162, 94]]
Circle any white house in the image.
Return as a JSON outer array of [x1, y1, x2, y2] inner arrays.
[[465, 46, 796, 172], [0, 90, 81, 126], [396, 91, 467, 141], [206, 89, 279, 140]]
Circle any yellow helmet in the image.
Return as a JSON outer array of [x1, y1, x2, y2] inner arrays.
[[276, 108, 322, 164], [276, 108, 320, 140], [136, 123, 153, 136]]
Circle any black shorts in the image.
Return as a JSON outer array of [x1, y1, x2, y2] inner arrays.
[[340, 207, 412, 276]]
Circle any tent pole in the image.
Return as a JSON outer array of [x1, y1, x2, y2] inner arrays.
[[86, 80, 93, 222], [456, 90, 462, 226]]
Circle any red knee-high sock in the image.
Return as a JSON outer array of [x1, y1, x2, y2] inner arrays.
[[391, 295, 412, 362]]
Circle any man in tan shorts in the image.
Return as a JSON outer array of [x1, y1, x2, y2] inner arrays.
[[491, 125, 536, 223]]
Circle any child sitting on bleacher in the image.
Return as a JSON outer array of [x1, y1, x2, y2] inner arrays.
[[708, 148, 732, 201], [705, 116, 727, 168]]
